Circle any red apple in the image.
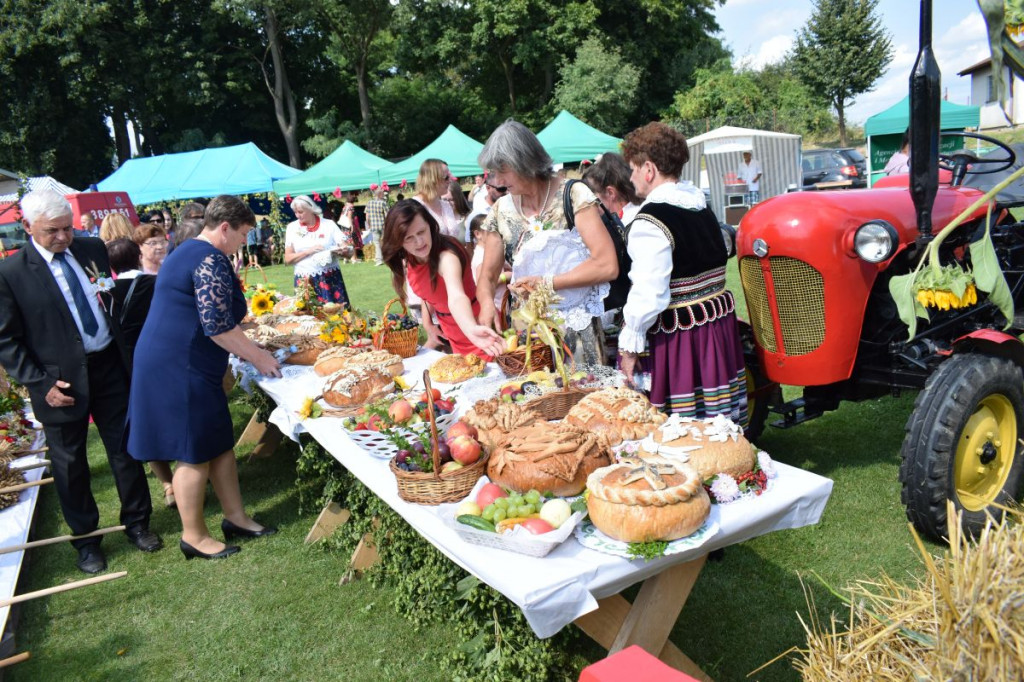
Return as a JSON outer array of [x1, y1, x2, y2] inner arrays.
[[419, 388, 442, 403], [520, 518, 555, 535], [388, 399, 413, 423], [449, 435, 482, 465], [476, 483, 507, 509], [446, 421, 479, 442], [435, 399, 455, 413], [366, 414, 384, 432]]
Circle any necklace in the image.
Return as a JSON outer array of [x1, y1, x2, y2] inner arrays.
[[302, 217, 321, 234], [517, 178, 553, 220]]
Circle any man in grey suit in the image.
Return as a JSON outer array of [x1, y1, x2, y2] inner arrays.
[[0, 190, 161, 574]]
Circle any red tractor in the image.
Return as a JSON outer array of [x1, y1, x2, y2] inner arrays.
[[736, 1, 1024, 541]]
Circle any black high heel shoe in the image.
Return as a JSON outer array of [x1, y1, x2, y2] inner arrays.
[[179, 539, 241, 560], [221, 518, 278, 541]]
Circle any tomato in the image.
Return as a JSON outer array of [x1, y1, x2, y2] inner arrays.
[[520, 518, 555, 535], [435, 399, 455, 412], [419, 388, 442, 403]]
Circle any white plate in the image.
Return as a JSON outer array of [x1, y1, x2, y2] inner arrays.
[[573, 517, 719, 559]]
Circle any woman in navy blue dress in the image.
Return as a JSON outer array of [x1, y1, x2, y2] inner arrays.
[[127, 195, 281, 560]]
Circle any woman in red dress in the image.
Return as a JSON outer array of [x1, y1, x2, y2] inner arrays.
[[381, 200, 505, 360]]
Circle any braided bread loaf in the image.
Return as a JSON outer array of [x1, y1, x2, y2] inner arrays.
[[586, 455, 710, 542], [486, 421, 611, 496], [564, 388, 668, 444]]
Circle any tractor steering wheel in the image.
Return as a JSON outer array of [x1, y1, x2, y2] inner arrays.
[[939, 131, 1016, 186]]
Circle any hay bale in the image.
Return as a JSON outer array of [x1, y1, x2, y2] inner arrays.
[[790, 502, 1024, 681]]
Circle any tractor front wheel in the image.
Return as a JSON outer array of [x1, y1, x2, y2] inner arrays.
[[900, 354, 1024, 541]]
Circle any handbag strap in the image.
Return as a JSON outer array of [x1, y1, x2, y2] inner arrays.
[[119, 276, 141, 326], [563, 178, 620, 230]]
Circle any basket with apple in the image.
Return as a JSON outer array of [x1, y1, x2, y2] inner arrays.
[[339, 389, 458, 459], [389, 370, 487, 505]]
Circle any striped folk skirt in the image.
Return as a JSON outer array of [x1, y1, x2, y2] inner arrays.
[[638, 310, 748, 424]]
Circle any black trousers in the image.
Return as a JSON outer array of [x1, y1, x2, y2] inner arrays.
[[41, 344, 152, 550]]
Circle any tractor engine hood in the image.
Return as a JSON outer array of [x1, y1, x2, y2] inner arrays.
[[736, 186, 988, 386]]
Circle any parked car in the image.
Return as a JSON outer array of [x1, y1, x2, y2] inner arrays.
[[0, 202, 25, 257], [801, 148, 867, 189]]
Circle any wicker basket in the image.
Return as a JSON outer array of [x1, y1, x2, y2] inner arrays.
[[495, 343, 553, 376], [373, 298, 420, 358], [525, 387, 594, 421], [391, 371, 485, 505]]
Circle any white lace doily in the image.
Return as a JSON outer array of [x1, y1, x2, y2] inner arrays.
[[512, 230, 609, 332]]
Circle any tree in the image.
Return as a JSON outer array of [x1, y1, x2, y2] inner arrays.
[[552, 37, 640, 135], [791, 0, 893, 146]]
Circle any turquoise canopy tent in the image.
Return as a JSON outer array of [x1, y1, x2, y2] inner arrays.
[[864, 96, 980, 186], [380, 125, 484, 185], [536, 110, 622, 163], [273, 140, 394, 196], [96, 143, 299, 204]]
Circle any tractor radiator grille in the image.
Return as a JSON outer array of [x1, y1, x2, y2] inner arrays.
[[739, 256, 825, 356]]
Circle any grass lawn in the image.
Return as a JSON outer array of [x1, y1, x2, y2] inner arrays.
[[7, 259, 937, 681]]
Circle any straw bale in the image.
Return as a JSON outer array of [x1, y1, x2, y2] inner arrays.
[[787, 503, 1024, 681], [0, 453, 25, 510]]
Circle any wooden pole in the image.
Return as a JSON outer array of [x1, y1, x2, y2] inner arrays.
[[7, 459, 50, 472], [0, 571, 127, 608], [5, 447, 47, 457], [0, 525, 127, 556], [0, 652, 30, 668], [0, 477, 52, 495]]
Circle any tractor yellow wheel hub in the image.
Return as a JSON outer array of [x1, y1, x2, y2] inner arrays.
[[955, 394, 1016, 511]]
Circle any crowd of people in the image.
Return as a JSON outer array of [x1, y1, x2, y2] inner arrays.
[[0, 117, 749, 574]]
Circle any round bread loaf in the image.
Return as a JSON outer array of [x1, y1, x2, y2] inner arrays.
[[322, 366, 395, 407], [638, 414, 755, 480], [428, 353, 485, 383], [284, 335, 328, 365], [462, 398, 542, 449], [313, 346, 367, 376], [341, 349, 404, 377], [586, 456, 710, 543], [564, 387, 668, 445], [486, 421, 610, 496]]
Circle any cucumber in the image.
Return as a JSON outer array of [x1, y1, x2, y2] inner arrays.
[[457, 515, 496, 533]]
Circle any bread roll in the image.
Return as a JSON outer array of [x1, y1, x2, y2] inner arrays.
[[486, 421, 610, 496], [638, 414, 755, 480], [428, 353, 485, 383], [322, 366, 395, 407], [586, 456, 710, 543]]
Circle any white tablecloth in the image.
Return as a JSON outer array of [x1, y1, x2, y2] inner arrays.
[[248, 350, 834, 638], [0, 424, 47, 635]]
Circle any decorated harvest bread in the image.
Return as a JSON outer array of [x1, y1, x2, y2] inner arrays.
[[564, 388, 668, 445], [313, 346, 398, 377], [273, 316, 323, 336], [461, 398, 542, 449], [428, 353, 485, 383], [322, 366, 395, 408], [586, 455, 710, 543], [638, 414, 755, 481], [486, 421, 611, 496], [244, 324, 286, 348]]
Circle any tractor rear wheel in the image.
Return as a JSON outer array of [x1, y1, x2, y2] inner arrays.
[[900, 354, 1024, 541]]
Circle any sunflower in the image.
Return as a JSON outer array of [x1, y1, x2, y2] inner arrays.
[[250, 292, 274, 316], [297, 396, 322, 420]]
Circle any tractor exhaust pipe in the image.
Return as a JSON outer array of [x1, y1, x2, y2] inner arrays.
[[909, 0, 940, 243]]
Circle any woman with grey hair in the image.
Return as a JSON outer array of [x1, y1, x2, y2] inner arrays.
[[476, 119, 618, 364], [283, 194, 350, 305]]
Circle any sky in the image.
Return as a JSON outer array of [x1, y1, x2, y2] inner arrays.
[[713, 0, 991, 125]]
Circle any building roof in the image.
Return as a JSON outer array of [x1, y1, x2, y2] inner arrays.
[[958, 57, 992, 76]]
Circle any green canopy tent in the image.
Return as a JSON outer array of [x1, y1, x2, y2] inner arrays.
[[273, 140, 394, 196], [536, 110, 622, 163], [380, 125, 484, 186], [864, 95, 980, 186]]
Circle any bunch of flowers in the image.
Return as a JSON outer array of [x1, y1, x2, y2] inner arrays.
[[703, 450, 776, 504], [318, 309, 369, 345], [247, 283, 279, 317], [0, 411, 35, 453]]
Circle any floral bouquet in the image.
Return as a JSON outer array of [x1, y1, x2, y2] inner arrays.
[[294, 277, 323, 315], [247, 284, 280, 317], [318, 308, 370, 346]]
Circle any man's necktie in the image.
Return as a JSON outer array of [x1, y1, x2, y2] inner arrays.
[[53, 252, 99, 336]]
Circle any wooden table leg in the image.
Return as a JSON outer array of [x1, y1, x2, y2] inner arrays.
[[574, 555, 712, 682], [304, 502, 351, 544]]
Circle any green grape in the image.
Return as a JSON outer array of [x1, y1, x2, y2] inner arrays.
[[482, 505, 496, 522], [494, 497, 509, 509], [493, 508, 507, 523], [516, 505, 533, 518], [508, 494, 523, 507], [524, 490, 541, 505]]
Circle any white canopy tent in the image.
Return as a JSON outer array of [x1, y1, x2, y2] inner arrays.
[[682, 126, 801, 222], [0, 175, 79, 203]]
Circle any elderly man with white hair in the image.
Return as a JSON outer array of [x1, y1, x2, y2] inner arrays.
[[0, 189, 160, 574]]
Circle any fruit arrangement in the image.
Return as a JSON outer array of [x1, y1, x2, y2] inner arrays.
[[0, 411, 35, 454], [368, 310, 419, 333], [390, 417, 481, 474], [455, 482, 582, 535], [497, 369, 602, 403], [341, 388, 457, 432]]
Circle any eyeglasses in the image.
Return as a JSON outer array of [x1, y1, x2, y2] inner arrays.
[[486, 183, 508, 193], [143, 239, 167, 249]]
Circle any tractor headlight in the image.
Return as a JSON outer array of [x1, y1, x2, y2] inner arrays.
[[853, 221, 898, 263]]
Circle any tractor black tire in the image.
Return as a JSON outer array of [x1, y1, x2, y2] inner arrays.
[[900, 354, 1024, 542]]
